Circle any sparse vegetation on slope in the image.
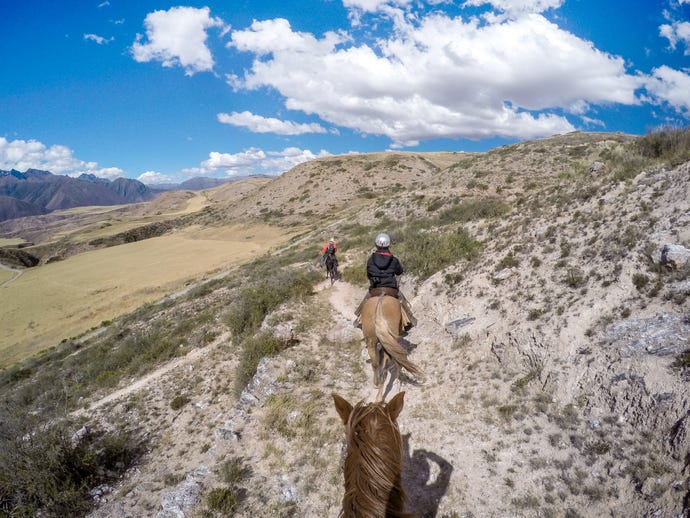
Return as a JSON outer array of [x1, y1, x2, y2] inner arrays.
[[1, 129, 689, 517], [0, 244, 324, 517]]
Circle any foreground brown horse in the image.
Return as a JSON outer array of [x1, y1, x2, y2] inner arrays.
[[332, 392, 415, 518], [360, 295, 423, 401]]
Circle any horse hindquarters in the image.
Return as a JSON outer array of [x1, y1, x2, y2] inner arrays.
[[373, 297, 423, 381], [360, 297, 387, 387]]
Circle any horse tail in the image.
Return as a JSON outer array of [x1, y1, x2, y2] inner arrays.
[[374, 297, 424, 380]]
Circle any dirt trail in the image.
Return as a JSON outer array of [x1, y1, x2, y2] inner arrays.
[[0, 262, 22, 287], [326, 278, 362, 321], [71, 332, 229, 418]]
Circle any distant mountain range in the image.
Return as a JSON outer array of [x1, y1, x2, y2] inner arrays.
[[0, 170, 259, 223], [0, 169, 155, 222]]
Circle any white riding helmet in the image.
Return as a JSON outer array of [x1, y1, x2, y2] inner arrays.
[[375, 232, 391, 248]]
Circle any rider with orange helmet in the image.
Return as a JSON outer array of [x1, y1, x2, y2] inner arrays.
[[320, 238, 337, 267]]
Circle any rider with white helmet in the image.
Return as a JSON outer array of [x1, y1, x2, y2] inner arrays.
[[354, 232, 417, 331], [367, 233, 402, 289], [375, 232, 390, 248]]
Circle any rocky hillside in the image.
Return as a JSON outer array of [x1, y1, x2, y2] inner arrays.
[[1, 131, 689, 517]]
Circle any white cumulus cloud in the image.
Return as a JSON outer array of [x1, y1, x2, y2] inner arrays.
[[0, 137, 124, 178], [84, 33, 113, 44], [462, 0, 564, 15], [138, 171, 173, 184], [217, 111, 327, 135], [131, 6, 227, 75], [660, 20, 690, 54], [197, 146, 329, 176], [228, 10, 644, 146], [644, 65, 690, 115], [342, 0, 413, 14]]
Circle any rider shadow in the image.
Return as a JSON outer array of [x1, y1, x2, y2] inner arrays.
[[402, 433, 454, 517]]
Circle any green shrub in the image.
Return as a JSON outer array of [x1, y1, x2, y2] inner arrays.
[[397, 226, 482, 280], [219, 457, 252, 485], [512, 366, 542, 392], [672, 350, 690, 373], [206, 487, 240, 513], [234, 333, 287, 396], [527, 308, 545, 321], [497, 254, 519, 270], [497, 404, 519, 421], [436, 198, 510, 225], [226, 268, 318, 339], [170, 395, 190, 410], [635, 125, 690, 165], [426, 198, 445, 212], [341, 261, 369, 286], [564, 267, 587, 288], [632, 273, 650, 290]]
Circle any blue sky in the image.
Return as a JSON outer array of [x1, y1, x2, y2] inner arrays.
[[1, 0, 689, 184]]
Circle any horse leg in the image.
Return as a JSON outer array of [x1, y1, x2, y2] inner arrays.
[[375, 346, 390, 402], [366, 340, 380, 387]]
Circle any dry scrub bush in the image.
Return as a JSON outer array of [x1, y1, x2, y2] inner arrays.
[[225, 268, 319, 339], [0, 413, 146, 517]]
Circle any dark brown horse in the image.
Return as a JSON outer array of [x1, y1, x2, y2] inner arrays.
[[325, 251, 339, 284], [332, 392, 415, 518], [360, 294, 423, 401]]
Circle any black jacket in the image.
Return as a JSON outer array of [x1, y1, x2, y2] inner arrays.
[[367, 250, 403, 289]]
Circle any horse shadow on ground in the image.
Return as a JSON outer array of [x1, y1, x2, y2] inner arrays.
[[402, 433, 454, 517]]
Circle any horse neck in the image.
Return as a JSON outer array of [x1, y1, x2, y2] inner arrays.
[[341, 406, 407, 517]]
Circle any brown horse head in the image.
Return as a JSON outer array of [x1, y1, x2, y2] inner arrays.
[[332, 392, 415, 518], [360, 295, 423, 401]]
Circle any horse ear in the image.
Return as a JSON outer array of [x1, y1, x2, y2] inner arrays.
[[386, 391, 405, 421], [332, 393, 353, 424]]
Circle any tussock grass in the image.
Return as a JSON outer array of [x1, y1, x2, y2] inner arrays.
[[219, 456, 252, 485], [262, 393, 320, 439], [206, 487, 241, 514]]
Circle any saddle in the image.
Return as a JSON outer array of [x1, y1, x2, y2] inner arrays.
[[369, 287, 399, 298]]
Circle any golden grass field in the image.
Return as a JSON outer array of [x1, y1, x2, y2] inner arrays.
[[0, 269, 13, 285], [0, 222, 299, 369], [0, 238, 27, 246]]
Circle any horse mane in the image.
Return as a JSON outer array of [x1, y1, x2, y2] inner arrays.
[[341, 400, 414, 518]]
